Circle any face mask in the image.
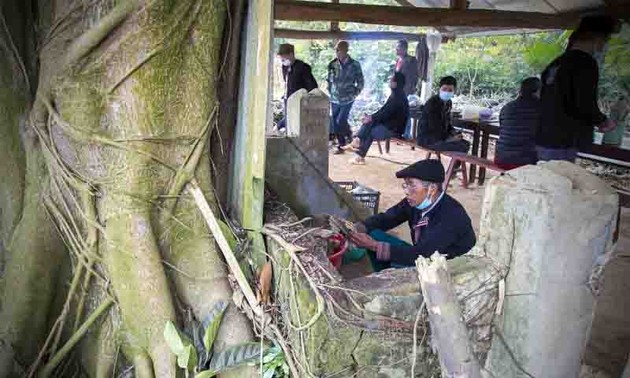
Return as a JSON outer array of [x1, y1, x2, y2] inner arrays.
[[415, 195, 432, 210], [439, 90, 454, 101], [281, 59, 291, 67]]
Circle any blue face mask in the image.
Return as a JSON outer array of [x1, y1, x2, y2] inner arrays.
[[415, 195, 432, 210], [439, 90, 454, 101]]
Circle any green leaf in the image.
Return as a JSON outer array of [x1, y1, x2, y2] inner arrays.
[[262, 353, 275, 364], [164, 321, 186, 356], [263, 368, 275, 378], [177, 344, 198, 372], [195, 370, 217, 378], [208, 343, 264, 373], [203, 301, 228, 351], [282, 362, 289, 376]]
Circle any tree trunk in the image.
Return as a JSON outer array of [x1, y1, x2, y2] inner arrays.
[[0, 0, 254, 376]]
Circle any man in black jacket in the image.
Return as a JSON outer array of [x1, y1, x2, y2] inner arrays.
[[537, 15, 619, 162], [345, 72, 409, 164], [349, 159, 476, 271], [495, 77, 541, 169], [417, 76, 469, 153], [276, 43, 318, 130]]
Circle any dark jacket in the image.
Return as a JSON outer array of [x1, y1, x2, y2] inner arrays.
[[396, 55, 419, 96], [496, 96, 541, 165], [327, 56, 364, 104], [371, 87, 409, 136], [363, 194, 476, 265], [282, 59, 318, 100], [537, 49, 607, 149], [417, 95, 453, 147]]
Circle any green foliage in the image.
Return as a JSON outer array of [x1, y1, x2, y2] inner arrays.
[[262, 346, 290, 378], [164, 301, 264, 376], [207, 343, 263, 373], [202, 300, 228, 352], [164, 320, 193, 356], [522, 31, 569, 73]]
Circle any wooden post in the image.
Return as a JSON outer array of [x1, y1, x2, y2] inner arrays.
[[230, 0, 273, 266], [416, 253, 481, 378]]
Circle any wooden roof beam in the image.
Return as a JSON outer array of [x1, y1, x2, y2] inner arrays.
[[274, 28, 448, 42], [274, 0, 585, 29], [450, 0, 469, 11]]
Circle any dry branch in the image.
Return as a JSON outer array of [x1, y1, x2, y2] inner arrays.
[[416, 253, 481, 378]]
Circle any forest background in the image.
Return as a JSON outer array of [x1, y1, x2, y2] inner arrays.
[[273, 0, 629, 133]]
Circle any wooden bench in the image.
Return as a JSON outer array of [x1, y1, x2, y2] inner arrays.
[[441, 151, 506, 190]]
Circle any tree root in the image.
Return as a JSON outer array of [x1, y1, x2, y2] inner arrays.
[[39, 297, 114, 378], [103, 208, 177, 377]]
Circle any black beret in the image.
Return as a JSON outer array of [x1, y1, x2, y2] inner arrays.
[[396, 159, 445, 183]]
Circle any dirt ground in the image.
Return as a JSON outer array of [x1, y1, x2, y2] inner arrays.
[[329, 141, 630, 377]]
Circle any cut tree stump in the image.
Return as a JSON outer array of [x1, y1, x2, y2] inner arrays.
[[416, 252, 482, 378]]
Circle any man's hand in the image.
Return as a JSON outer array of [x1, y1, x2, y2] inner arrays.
[[598, 118, 616, 133], [349, 232, 378, 251]]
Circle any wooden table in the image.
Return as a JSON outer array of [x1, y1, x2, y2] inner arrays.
[[452, 117, 499, 185]]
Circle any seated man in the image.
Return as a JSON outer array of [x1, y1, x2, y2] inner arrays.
[[345, 72, 409, 164], [416, 76, 470, 153], [349, 159, 476, 271], [495, 77, 541, 170]]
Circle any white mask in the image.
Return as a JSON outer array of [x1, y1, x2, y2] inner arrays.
[[281, 59, 291, 67]]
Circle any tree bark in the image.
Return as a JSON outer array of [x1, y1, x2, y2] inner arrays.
[[0, 0, 255, 376]]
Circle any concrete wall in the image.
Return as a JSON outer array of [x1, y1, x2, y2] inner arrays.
[[266, 89, 371, 220]]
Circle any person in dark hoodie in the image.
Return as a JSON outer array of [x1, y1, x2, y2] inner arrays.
[[276, 43, 318, 131], [495, 77, 541, 169], [344, 72, 409, 164], [537, 15, 619, 162], [416, 76, 469, 153], [349, 159, 476, 271]]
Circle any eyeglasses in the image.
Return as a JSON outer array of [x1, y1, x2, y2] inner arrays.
[[402, 182, 425, 191]]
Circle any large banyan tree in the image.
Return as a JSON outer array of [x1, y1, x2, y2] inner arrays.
[[0, 0, 255, 376]]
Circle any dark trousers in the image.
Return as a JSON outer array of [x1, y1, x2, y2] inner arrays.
[[356, 123, 392, 157], [277, 99, 288, 130], [536, 146, 578, 163], [330, 102, 353, 147]]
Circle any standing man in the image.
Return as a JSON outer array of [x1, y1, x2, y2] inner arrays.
[[537, 15, 619, 162], [395, 40, 420, 139], [395, 40, 419, 96], [327, 40, 364, 154], [276, 43, 318, 131]]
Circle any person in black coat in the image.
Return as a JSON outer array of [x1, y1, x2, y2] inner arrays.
[[344, 72, 409, 164], [537, 15, 619, 162], [349, 159, 476, 271], [276, 43, 319, 130], [495, 77, 541, 169], [416, 76, 469, 153]]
